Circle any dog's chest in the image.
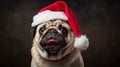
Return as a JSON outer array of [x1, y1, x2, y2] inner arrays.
[[31, 46, 80, 67], [32, 58, 81, 67]]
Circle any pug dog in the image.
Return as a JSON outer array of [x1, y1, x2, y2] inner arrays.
[[31, 19, 87, 67]]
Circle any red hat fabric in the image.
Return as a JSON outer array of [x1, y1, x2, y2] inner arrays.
[[40, 1, 81, 37], [33, 1, 81, 37], [31, 1, 89, 50]]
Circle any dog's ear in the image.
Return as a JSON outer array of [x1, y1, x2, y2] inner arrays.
[[30, 26, 37, 38]]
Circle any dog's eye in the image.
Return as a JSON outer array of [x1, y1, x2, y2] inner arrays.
[[59, 25, 68, 36], [39, 25, 46, 33]]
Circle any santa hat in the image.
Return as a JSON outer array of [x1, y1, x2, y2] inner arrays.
[[31, 1, 89, 50]]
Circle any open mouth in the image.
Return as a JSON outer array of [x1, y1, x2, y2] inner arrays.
[[46, 39, 62, 55], [41, 38, 66, 55], [46, 39, 59, 54]]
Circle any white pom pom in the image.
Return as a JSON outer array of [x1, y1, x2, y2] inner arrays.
[[74, 35, 89, 50]]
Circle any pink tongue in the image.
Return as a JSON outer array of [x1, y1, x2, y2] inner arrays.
[[47, 39, 57, 44]]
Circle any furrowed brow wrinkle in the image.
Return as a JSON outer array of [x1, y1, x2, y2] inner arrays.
[[54, 21, 58, 26], [46, 22, 49, 27], [56, 23, 59, 28]]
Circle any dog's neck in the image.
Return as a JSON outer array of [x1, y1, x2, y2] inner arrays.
[[31, 46, 80, 67], [46, 51, 72, 62]]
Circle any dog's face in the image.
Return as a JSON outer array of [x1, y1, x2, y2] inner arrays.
[[32, 20, 75, 60]]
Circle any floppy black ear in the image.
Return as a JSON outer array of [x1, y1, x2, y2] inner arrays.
[[30, 26, 37, 38]]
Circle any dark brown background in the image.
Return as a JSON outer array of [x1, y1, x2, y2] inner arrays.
[[0, 0, 120, 67]]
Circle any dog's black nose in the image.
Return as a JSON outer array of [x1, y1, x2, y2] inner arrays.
[[48, 29, 57, 34], [47, 29, 57, 39]]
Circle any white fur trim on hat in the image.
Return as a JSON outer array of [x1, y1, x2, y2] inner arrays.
[[74, 35, 89, 50], [31, 10, 68, 27]]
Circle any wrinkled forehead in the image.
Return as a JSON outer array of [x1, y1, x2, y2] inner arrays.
[[37, 19, 70, 29]]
